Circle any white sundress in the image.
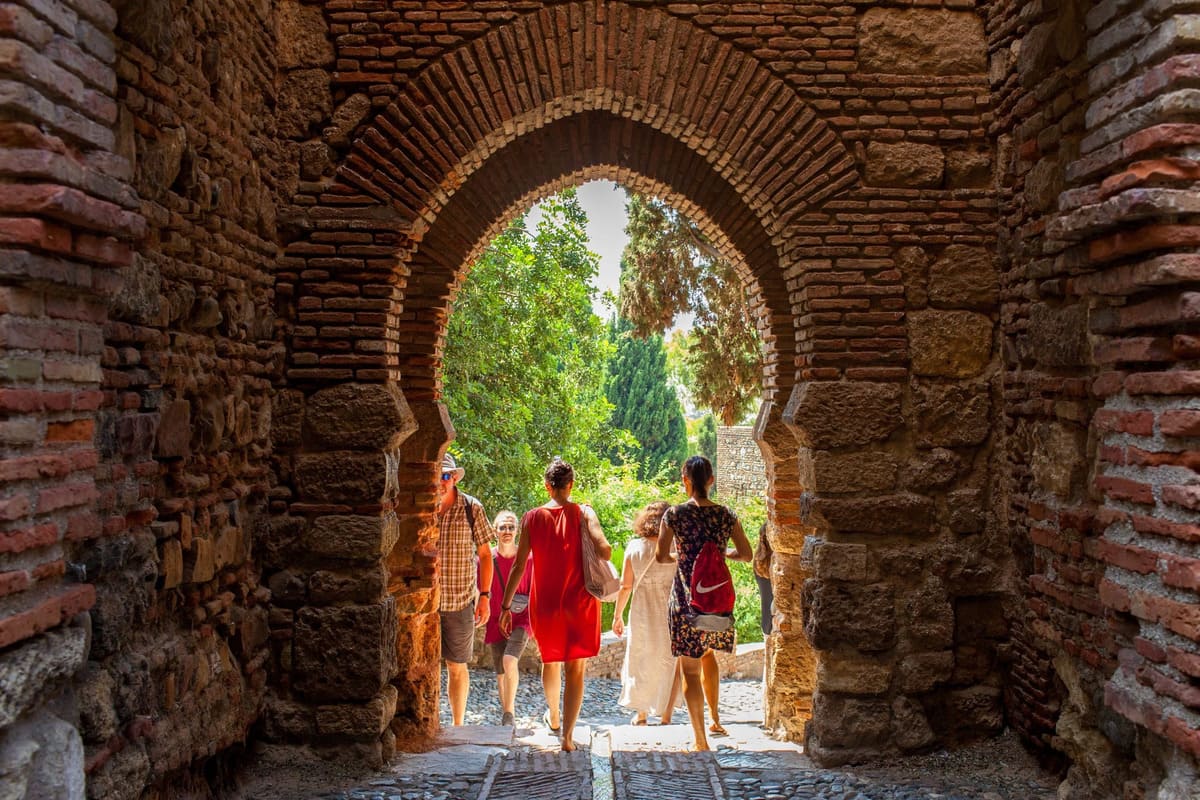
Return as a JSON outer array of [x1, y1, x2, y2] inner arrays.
[[618, 537, 682, 716]]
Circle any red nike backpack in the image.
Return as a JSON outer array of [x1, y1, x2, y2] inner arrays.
[[689, 541, 735, 615]]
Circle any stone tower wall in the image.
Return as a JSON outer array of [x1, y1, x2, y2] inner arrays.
[[715, 426, 768, 500]]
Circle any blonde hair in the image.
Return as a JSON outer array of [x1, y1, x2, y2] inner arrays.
[[633, 501, 670, 538]]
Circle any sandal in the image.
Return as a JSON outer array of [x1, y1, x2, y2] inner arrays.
[[709, 722, 728, 736], [543, 709, 561, 734]]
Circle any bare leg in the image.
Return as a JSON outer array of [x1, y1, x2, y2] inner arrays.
[[447, 660, 469, 726], [500, 654, 519, 715], [701, 650, 725, 734], [541, 661, 562, 730], [561, 658, 587, 752], [660, 658, 683, 725], [680, 655, 709, 751]]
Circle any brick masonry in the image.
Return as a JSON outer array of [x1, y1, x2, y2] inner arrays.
[[0, 1, 1196, 798]]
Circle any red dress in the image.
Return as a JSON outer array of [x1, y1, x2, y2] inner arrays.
[[522, 502, 600, 662]]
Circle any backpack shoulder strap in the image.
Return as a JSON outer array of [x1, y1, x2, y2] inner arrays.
[[461, 493, 476, 535]]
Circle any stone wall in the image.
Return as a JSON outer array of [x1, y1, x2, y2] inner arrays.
[[987, 0, 1200, 794], [0, 2, 1198, 798], [715, 425, 768, 500]]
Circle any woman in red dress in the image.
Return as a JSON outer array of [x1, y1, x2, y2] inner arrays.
[[500, 458, 611, 751]]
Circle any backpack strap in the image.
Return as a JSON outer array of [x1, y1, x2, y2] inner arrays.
[[463, 495, 475, 535]]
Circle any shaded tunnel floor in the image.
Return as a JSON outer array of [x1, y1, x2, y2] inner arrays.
[[234, 671, 1059, 799]]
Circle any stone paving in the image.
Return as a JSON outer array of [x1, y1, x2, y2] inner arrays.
[[235, 669, 1060, 800]]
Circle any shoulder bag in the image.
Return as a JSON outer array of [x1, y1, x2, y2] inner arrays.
[[579, 504, 620, 602]]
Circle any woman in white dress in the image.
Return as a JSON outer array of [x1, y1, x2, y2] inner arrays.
[[612, 501, 682, 725]]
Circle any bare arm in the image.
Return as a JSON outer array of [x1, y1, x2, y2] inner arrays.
[[474, 541, 494, 625], [583, 505, 612, 559], [726, 516, 753, 563], [612, 551, 635, 636], [655, 514, 676, 563]]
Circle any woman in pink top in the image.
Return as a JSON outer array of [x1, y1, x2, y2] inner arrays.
[[482, 510, 532, 726]]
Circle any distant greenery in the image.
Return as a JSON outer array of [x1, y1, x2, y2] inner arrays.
[[605, 317, 688, 482], [696, 414, 717, 466], [442, 188, 770, 646]]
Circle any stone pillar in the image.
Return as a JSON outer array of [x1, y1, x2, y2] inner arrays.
[[264, 383, 414, 762]]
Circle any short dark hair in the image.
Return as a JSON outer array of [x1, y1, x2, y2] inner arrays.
[[545, 458, 574, 489], [682, 455, 714, 500]]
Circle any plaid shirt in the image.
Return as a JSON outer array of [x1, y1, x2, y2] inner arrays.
[[437, 490, 494, 612]]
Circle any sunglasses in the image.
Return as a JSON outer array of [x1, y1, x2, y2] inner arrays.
[[440, 472, 453, 482], [497, 524, 517, 531]]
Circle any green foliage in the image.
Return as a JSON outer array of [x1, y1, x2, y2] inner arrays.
[[442, 190, 632, 514], [605, 317, 688, 482], [620, 193, 764, 425], [696, 414, 718, 466]]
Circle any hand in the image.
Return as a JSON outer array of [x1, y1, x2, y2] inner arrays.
[[612, 617, 624, 638], [474, 595, 490, 627], [499, 609, 513, 637]]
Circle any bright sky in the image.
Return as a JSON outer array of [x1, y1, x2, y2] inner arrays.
[[527, 180, 630, 318]]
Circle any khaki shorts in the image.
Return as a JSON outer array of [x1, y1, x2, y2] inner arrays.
[[489, 628, 529, 673], [440, 605, 476, 664]]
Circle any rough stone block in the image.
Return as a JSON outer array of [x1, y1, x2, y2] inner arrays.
[[816, 495, 935, 536], [294, 600, 397, 702], [305, 383, 415, 450], [865, 142, 944, 188], [277, 69, 332, 139], [903, 449, 964, 491], [810, 692, 892, 748], [817, 653, 891, 695], [295, 451, 387, 504], [897, 246, 929, 309], [892, 696, 936, 751], [914, 382, 991, 448], [308, 565, 387, 604], [315, 684, 398, 737], [928, 246, 997, 310], [272, 389, 304, 449], [0, 712, 85, 800], [1026, 304, 1090, 368], [276, 1, 334, 68], [813, 542, 872, 581], [262, 697, 315, 741], [946, 147, 992, 188], [858, 8, 987, 75], [0, 627, 87, 728], [786, 382, 902, 449], [154, 399, 190, 458], [813, 451, 898, 493], [909, 310, 993, 378], [898, 651, 954, 693], [303, 515, 395, 562], [803, 580, 895, 652], [159, 539, 182, 589], [1030, 422, 1086, 498], [947, 489, 987, 534], [903, 581, 954, 649]]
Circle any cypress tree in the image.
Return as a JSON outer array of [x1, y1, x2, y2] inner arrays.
[[606, 318, 688, 481]]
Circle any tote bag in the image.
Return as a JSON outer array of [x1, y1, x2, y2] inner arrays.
[[579, 506, 620, 602]]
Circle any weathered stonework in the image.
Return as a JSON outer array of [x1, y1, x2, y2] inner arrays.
[[0, 1, 1197, 797]]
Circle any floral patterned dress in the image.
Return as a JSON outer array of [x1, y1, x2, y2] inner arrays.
[[665, 502, 737, 658]]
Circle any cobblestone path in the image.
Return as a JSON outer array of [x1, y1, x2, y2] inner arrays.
[[236, 673, 1060, 800]]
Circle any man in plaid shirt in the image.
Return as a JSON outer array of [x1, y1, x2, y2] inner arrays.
[[436, 453, 495, 725]]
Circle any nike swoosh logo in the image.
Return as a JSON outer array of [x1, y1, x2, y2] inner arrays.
[[695, 581, 729, 594]]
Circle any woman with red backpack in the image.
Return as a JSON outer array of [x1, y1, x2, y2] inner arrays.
[[655, 455, 753, 751]]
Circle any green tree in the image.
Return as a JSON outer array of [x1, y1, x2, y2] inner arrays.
[[605, 317, 688, 482], [619, 193, 763, 425], [442, 190, 629, 513], [696, 413, 717, 465]]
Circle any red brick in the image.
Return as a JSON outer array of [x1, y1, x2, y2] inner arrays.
[[1095, 539, 1158, 574], [45, 418, 93, 442], [0, 217, 73, 254], [1167, 646, 1200, 679], [1093, 409, 1155, 436], [1125, 370, 1200, 396], [0, 523, 56, 554], [1165, 714, 1200, 758], [1089, 225, 1200, 264], [0, 569, 31, 597], [1161, 409, 1200, 437], [1132, 514, 1200, 543], [1163, 554, 1200, 591], [0, 584, 94, 649], [1163, 484, 1200, 512], [1094, 475, 1154, 505], [1098, 579, 1132, 612], [37, 482, 98, 513]]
